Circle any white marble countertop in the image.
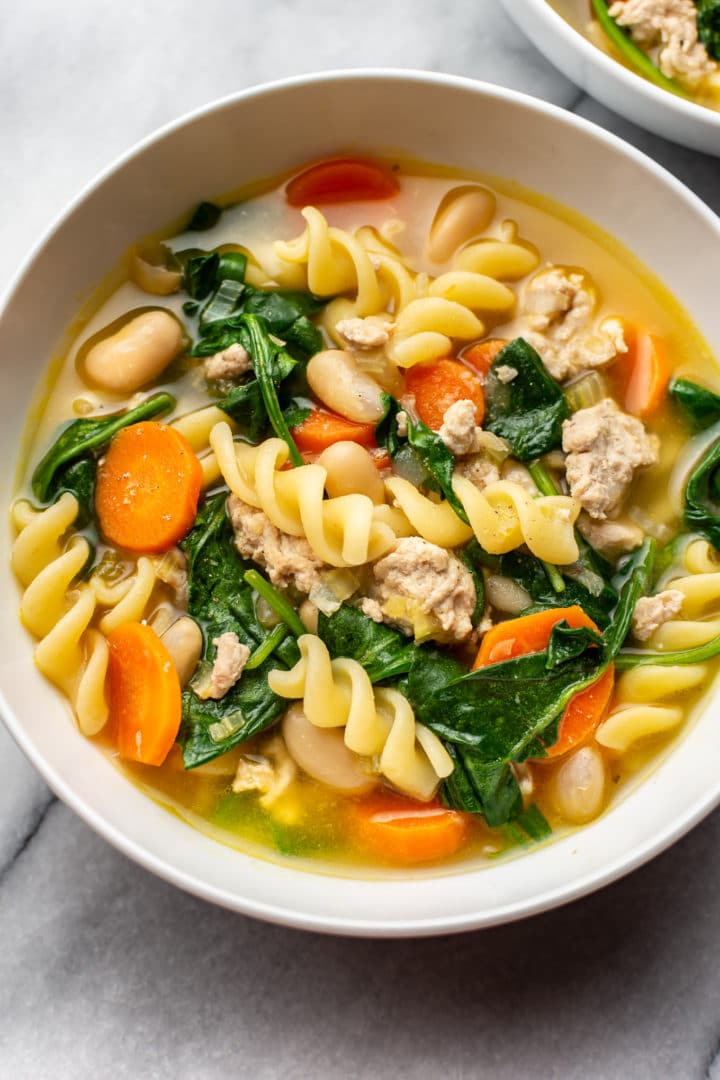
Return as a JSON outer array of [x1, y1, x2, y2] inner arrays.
[[2, 2, 719, 1076]]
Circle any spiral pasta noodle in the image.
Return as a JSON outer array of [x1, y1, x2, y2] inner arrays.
[[267, 634, 453, 801], [210, 422, 398, 566], [172, 405, 237, 489], [11, 494, 109, 736], [384, 475, 580, 563]]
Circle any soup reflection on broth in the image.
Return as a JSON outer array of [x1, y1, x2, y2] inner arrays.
[[11, 157, 720, 872], [551, 0, 720, 111]]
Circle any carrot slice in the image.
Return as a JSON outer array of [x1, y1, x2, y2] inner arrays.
[[462, 338, 509, 378], [353, 794, 468, 864], [474, 606, 614, 759], [291, 408, 377, 453], [286, 158, 399, 207], [405, 357, 485, 432], [95, 421, 203, 553], [107, 621, 182, 766], [623, 329, 669, 419]]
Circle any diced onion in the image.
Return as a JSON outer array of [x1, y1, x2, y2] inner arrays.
[[563, 371, 607, 413]]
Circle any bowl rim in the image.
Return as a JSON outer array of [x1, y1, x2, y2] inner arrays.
[[504, 0, 720, 130], [3, 67, 720, 937]]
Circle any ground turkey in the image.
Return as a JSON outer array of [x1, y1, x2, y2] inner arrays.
[[204, 342, 253, 380], [203, 632, 250, 700], [632, 590, 684, 641], [609, 0, 716, 84], [562, 399, 658, 520], [228, 495, 324, 593], [521, 266, 627, 382], [360, 537, 476, 644]]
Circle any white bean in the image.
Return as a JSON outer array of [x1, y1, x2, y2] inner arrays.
[[161, 616, 203, 687], [485, 574, 532, 615], [427, 186, 496, 263], [83, 310, 183, 393], [282, 703, 377, 795], [306, 349, 385, 423], [317, 441, 385, 504], [551, 745, 607, 825]]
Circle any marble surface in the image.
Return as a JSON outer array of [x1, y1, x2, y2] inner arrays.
[[1, 2, 719, 1076]]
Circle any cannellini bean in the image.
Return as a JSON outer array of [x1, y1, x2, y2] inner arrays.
[[282, 703, 377, 795], [306, 349, 385, 423], [83, 310, 183, 393], [427, 186, 496, 263], [551, 745, 606, 825], [317, 441, 385, 504], [161, 616, 203, 687]]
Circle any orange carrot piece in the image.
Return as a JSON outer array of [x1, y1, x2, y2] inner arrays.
[[95, 421, 203, 553], [353, 795, 468, 864], [462, 338, 509, 378], [621, 328, 669, 419], [107, 621, 182, 766], [291, 408, 377, 453], [286, 158, 399, 207], [474, 606, 614, 759], [405, 357, 485, 432]]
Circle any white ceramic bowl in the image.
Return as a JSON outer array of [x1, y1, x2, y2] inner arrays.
[[2, 70, 720, 937], [500, 0, 720, 156]]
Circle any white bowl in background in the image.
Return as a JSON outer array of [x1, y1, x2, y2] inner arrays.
[[1, 70, 720, 937], [500, 0, 720, 156]]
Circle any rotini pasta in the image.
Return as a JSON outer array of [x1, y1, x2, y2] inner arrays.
[[385, 475, 580, 563], [210, 422, 397, 566], [267, 634, 452, 801]]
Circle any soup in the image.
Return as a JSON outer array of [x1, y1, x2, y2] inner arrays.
[[11, 156, 720, 871], [551, 0, 720, 111]]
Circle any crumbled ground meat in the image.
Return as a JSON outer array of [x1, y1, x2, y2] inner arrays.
[[577, 514, 645, 559], [632, 589, 684, 641], [455, 454, 501, 491], [204, 342, 253, 380], [228, 495, 324, 593], [361, 536, 476, 644], [438, 398, 480, 456], [609, 0, 716, 84], [201, 632, 249, 700], [521, 266, 627, 382], [562, 399, 658, 519], [336, 316, 392, 349], [395, 410, 409, 437], [232, 734, 297, 807], [495, 364, 518, 384]]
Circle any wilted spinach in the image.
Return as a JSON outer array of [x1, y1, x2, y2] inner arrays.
[[684, 438, 720, 549], [669, 376, 720, 432], [317, 605, 417, 683], [696, 0, 720, 60], [483, 338, 569, 461]]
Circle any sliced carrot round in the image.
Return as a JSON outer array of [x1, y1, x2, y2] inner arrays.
[[462, 338, 509, 378], [107, 621, 182, 766], [405, 357, 485, 432], [286, 158, 399, 207], [291, 407, 377, 453], [474, 606, 614, 759], [353, 794, 468, 864], [95, 421, 203, 553]]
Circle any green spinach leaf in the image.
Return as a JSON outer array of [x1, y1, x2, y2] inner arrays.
[[697, 0, 720, 59], [669, 376, 720, 432], [178, 493, 298, 768], [317, 604, 417, 683], [483, 338, 569, 461], [32, 391, 175, 505], [685, 438, 720, 550]]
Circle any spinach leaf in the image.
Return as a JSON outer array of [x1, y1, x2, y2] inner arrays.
[[32, 391, 175, 505], [191, 283, 324, 359], [187, 201, 222, 231], [604, 539, 656, 657], [444, 750, 523, 828], [616, 632, 720, 670], [50, 458, 97, 525], [591, 0, 690, 96], [697, 0, 720, 59], [685, 438, 720, 548], [184, 252, 220, 300], [546, 622, 604, 667], [458, 540, 486, 625], [244, 315, 304, 466], [178, 493, 297, 768], [669, 376, 720, 432], [375, 396, 468, 522], [317, 605, 417, 683], [483, 338, 569, 461], [217, 380, 266, 443]]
